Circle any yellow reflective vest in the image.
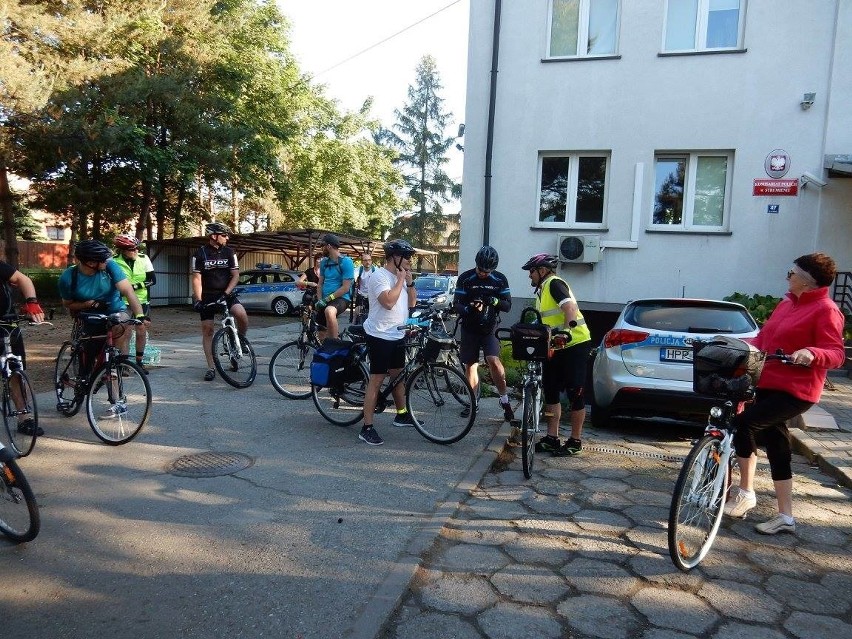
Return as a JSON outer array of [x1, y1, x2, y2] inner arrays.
[[536, 274, 591, 347]]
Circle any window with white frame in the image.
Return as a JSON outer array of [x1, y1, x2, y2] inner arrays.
[[548, 0, 619, 58], [45, 226, 65, 241], [652, 152, 732, 230], [538, 153, 609, 226], [663, 0, 745, 52]]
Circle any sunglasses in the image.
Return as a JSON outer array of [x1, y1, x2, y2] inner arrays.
[[212, 233, 229, 238], [476, 266, 493, 274], [786, 270, 795, 279]]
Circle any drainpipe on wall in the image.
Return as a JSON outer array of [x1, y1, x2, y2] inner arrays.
[[482, 0, 502, 246]]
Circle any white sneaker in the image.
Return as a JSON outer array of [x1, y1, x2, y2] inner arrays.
[[103, 403, 128, 418], [723, 488, 756, 518], [755, 514, 796, 535]]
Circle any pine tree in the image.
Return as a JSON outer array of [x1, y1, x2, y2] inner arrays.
[[385, 56, 460, 255]]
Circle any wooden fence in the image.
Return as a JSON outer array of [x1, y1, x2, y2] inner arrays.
[[0, 240, 71, 269]]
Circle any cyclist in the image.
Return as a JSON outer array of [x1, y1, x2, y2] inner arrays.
[[59, 240, 149, 378], [353, 251, 376, 322], [453, 245, 514, 420], [191, 222, 248, 382], [723, 252, 845, 534], [359, 239, 418, 446], [521, 253, 592, 456], [314, 233, 354, 340], [113, 234, 156, 373], [0, 260, 45, 436]]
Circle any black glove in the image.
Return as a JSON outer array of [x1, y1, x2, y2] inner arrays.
[[487, 296, 499, 307], [132, 282, 144, 291], [90, 300, 107, 312], [225, 291, 239, 304], [192, 300, 203, 312], [315, 298, 327, 312]]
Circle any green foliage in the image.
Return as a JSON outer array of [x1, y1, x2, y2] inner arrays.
[[22, 268, 63, 304], [723, 292, 782, 326]]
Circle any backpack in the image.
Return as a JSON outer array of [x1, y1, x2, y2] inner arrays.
[[310, 339, 356, 388]]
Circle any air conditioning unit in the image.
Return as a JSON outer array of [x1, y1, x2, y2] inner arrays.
[[557, 234, 600, 264]]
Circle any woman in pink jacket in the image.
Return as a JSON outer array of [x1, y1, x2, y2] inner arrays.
[[723, 253, 846, 534]]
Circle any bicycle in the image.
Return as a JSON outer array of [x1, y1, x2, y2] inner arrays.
[[0, 440, 40, 543], [54, 313, 152, 445], [207, 298, 257, 388], [667, 341, 787, 571], [268, 297, 322, 399], [312, 319, 478, 444], [1, 316, 49, 457], [496, 309, 572, 479]]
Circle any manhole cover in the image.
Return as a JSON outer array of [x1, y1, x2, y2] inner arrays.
[[167, 451, 254, 478]]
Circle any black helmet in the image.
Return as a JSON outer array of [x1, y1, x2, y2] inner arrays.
[[521, 253, 558, 271], [383, 238, 415, 259], [74, 240, 113, 262], [321, 233, 341, 248], [205, 222, 231, 235], [475, 245, 499, 270]]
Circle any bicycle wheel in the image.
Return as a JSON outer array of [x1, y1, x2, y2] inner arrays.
[[2, 371, 38, 457], [86, 359, 152, 445], [212, 329, 257, 388], [311, 361, 369, 426], [668, 434, 729, 571], [54, 341, 83, 417], [406, 363, 475, 444], [521, 383, 540, 479], [0, 454, 40, 543], [444, 350, 481, 407], [269, 340, 316, 399]]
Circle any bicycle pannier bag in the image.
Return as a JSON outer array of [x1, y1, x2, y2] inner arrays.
[[509, 308, 551, 362], [693, 336, 766, 400], [310, 339, 354, 388]]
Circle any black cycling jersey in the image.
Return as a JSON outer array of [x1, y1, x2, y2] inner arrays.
[[192, 244, 238, 294], [453, 268, 512, 334]]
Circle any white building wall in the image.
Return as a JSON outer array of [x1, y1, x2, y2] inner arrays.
[[462, 0, 851, 311]]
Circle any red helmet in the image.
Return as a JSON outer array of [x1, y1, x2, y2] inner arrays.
[[114, 233, 140, 249], [521, 253, 558, 270]]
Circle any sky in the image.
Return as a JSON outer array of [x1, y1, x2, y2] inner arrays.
[[278, 0, 470, 183]]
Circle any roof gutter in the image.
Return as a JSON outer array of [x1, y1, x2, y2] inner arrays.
[[482, 0, 502, 245]]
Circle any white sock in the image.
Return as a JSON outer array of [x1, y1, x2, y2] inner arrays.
[[738, 489, 755, 499], [780, 513, 795, 524]]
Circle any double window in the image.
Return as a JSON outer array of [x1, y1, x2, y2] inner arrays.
[[663, 0, 745, 52], [538, 153, 609, 226], [652, 152, 732, 231], [548, 0, 620, 58]]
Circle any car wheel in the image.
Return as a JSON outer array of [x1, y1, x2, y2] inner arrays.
[[272, 297, 293, 317]]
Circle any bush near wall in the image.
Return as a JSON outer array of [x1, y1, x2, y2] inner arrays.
[[22, 268, 63, 306], [724, 292, 782, 326]]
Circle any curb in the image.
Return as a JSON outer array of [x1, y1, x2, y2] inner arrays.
[[346, 419, 512, 639], [790, 428, 852, 490]]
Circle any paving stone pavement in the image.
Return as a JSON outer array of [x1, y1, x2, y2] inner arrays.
[[377, 379, 852, 639]]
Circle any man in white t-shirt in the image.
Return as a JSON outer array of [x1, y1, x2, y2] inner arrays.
[[354, 251, 376, 322], [359, 239, 417, 446]]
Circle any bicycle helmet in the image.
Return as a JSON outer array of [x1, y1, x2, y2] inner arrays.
[[114, 233, 140, 250], [383, 238, 415, 259], [475, 245, 499, 270], [205, 222, 231, 235], [521, 253, 558, 271], [74, 239, 113, 262], [321, 233, 341, 248]]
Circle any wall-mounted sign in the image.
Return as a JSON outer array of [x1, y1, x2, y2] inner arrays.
[[753, 179, 798, 196], [765, 149, 791, 178], [767, 204, 780, 214]]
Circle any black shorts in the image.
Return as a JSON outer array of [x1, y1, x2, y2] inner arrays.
[[365, 334, 406, 375], [314, 298, 349, 323], [199, 292, 239, 321], [542, 341, 593, 405], [458, 326, 501, 364]]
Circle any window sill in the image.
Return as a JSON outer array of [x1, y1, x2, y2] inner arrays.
[[542, 54, 621, 63], [658, 48, 747, 58], [645, 228, 732, 236], [530, 225, 608, 232]]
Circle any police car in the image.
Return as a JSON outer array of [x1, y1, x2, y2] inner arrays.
[[233, 264, 303, 316], [591, 298, 759, 427]]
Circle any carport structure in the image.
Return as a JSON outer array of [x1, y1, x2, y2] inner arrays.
[[145, 228, 438, 306]]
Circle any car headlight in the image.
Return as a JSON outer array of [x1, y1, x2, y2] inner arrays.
[[433, 295, 446, 304]]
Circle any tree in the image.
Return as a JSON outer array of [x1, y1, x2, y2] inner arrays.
[[384, 55, 460, 254]]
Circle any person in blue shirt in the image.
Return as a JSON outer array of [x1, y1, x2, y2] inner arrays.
[[314, 233, 354, 340], [58, 240, 149, 365]]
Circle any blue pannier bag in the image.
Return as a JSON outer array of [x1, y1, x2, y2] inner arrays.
[[310, 339, 355, 388]]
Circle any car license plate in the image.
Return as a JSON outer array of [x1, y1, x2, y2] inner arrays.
[[660, 347, 692, 362]]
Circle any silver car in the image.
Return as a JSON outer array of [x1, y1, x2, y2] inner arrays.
[[591, 298, 759, 427], [233, 267, 303, 316]]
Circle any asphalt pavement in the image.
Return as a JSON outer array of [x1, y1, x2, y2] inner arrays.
[[2, 320, 851, 639]]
